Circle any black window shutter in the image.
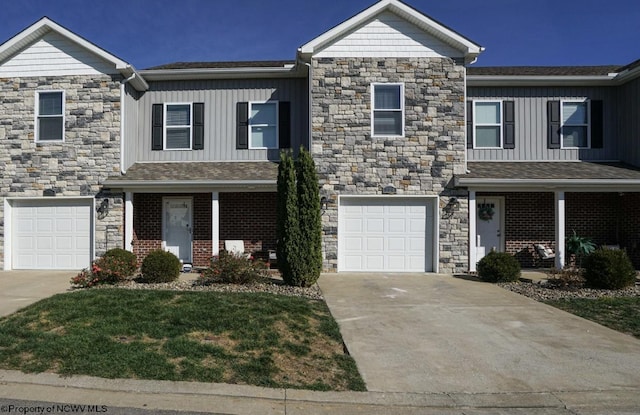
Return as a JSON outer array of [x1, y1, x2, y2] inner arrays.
[[591, 100, 603, 149], [192, 103, 204, 150], [279, 101, 291, 149], [547, 101, 561, 149], [466, 101, 473, 149], [236, 102, 249, 150], [503, 100, 515, 149], [152, 104, 163, 151]]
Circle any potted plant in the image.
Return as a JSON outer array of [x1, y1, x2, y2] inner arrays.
[[565, 230, 596, 269]]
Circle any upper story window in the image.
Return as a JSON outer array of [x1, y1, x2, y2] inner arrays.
[[151, 103, 204, 151], [372, 83, 404, 136], [561, 101, 589, 148], [165, 103, 192, 150], [249, 102, 278, 149], [36, 91, 64, 142], [474, 101, 502, 148]]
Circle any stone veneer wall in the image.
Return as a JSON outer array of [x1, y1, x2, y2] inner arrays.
[[0, 75, 124, 267], [311, 57, 469, 273]]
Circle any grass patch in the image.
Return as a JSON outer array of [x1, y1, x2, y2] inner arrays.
[[0, 289, 365, 391], [545, 297, 640, 339]]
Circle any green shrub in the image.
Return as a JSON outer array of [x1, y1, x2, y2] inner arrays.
[[277, 150, 302, 285], [102, 248, 138, 277], [140, 250, 181, 283], [583, 248, 636, 290], [70, 250, 137, 288], [477, 251, 521, 283], [198, 251, 268, 285]]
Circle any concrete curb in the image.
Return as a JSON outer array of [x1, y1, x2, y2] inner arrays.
[[1, 370, 639, 414]]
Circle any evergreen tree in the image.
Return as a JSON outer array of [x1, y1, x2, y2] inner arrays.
[[295, 147, 323, 286], [276, 150, 301, 284]]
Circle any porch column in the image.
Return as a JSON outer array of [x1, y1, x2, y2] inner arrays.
[[555, 191, 565, 269], [125, 192, 133, 252], [212, 192, 219, 257], [469, 190, 477, 272]]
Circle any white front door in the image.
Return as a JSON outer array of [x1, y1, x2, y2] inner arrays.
[[163, 197, 192, 263], [476, 197, 503, 261]]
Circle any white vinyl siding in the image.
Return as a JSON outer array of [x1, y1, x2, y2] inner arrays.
[[314, 11, 462, 58], [35, 91, 64, 142], [561, 100, 590, 149], [0, 32, 117, 77], [372, 83, 404, 137], [165, 103, 192, 150], [474, 101, 502, 148], [249, 101, 278, 149]]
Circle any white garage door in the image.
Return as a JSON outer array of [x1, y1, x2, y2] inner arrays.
[[338, 197, 434, 272], [12, 199, 92, 270]]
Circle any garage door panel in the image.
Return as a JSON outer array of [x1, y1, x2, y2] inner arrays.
[[339, 197, 434, 272], [12, 199, 92, 270]]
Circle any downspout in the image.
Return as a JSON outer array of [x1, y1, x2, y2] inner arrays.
[[300, 59, 313, 151], [120, 73, 136, 174], [463, 61, 471, 174]]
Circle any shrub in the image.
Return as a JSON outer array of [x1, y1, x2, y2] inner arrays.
[[140, 250, 181, 283], [583, 248, 636, 290], [70, 251, 137, 288], [477, 251, 521, 283], [102, 248, 138, 277], [198, 251, 268, 285], [546, 267, 585, 290], [277, 150, 302, 285], [294, 147, 322, 287]]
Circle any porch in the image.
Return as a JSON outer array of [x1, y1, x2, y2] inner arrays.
[[457, 162, 640, 271]]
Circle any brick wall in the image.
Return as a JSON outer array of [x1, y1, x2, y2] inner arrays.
[[218, 192, 277, 254], [480, 191, 640, 269], [132, 193, 212, 267]]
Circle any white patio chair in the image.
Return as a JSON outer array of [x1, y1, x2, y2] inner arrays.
[[224, 240, 251, 259]]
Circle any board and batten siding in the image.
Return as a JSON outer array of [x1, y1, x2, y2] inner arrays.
[[467, 86, 619, 161], [0, 32, 118, 77], [314, 11, 462, 58], [124, 78, 308, 169], [618, 77, 640, 167]]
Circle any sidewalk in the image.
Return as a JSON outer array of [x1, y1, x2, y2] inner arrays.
[[1, 370, 639, 414]]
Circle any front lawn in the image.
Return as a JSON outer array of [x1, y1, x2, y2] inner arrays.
[[545, 297, 640, 339], [0, 289, 365, 391]]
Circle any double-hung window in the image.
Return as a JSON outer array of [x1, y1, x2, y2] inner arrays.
[[36, 91, 64, 142], [249, 101, 278, 149], [372, 83, 404, 136], [474, 101, 502, 148], [165, 103, 192, 150], [561, 101, 589, 148]]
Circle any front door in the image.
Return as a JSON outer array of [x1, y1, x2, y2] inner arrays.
[[476, 197, 503, 261], [163, 197, 192, 263]]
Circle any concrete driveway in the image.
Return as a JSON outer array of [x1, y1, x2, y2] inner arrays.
[[0, 271, 75, 317], [318, 273, 640, 394]]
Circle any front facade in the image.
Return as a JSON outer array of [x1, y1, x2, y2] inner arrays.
[[1, 1, 639, 273]]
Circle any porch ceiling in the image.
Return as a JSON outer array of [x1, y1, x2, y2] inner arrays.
[[457, 162, 640, 191], [104, 161, 278, 190]]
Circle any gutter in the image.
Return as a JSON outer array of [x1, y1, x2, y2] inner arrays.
[[467, 74, 618, 87], [455, 177, 640, 190], [103, 179, 276, 189], [139, 66, 303, 81]]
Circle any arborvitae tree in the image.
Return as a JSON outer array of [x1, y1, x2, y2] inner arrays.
[[294, 147, 323, 287], [276, 150, 301, 284]]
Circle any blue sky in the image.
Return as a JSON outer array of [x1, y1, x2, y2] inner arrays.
[[0, 0, 638, 69]]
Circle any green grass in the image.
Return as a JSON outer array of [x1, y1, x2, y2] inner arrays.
[[0, 289, 365, 391], [545, 297, 640, 339]]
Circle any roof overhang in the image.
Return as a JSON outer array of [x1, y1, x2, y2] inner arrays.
[[298, 0, 483, 63], [103, 179, 276, 192], [466, 74, 618, 87], [140, 64, 305, 81], [455, 177, 640, 192], [0, 17, 148, 91]]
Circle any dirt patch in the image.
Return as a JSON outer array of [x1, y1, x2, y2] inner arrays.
[[187, 331, 238, 351]]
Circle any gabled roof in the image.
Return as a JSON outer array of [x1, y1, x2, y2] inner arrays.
[[298, 0, 483, 63], [0, 17, 147, 91]]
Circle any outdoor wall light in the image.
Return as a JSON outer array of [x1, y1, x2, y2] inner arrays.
[[444, 197, 460, 213], [96, 199, 110, 217], [320, 196, 329, 212]]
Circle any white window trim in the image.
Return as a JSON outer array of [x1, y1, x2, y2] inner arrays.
[[248, 101, 279, 150], [473, 99, 503, 149], [35, 90, 65, 143], [560, 99, 591, 149], [164, 102, 193, 151], [371, 83, 405, 138]]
